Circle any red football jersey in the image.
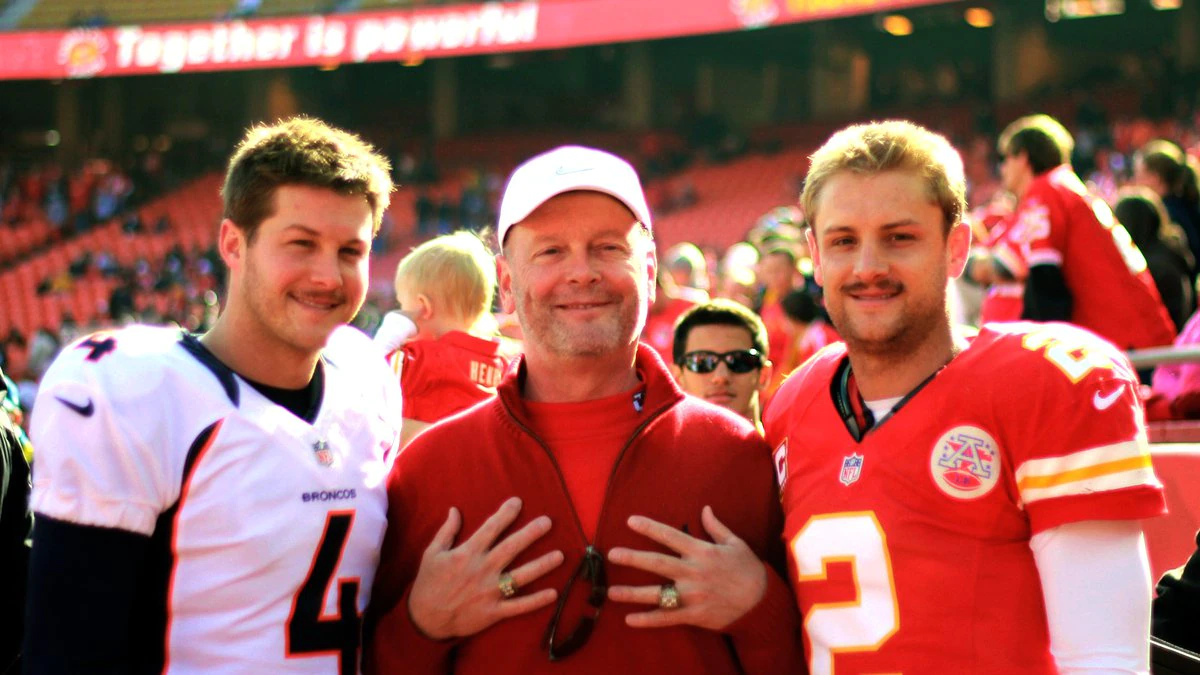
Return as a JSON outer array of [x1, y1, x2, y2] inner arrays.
[[386, 331, 515, 423], [1011, 165, 1175, 349], [764, 322, 1165, 674]]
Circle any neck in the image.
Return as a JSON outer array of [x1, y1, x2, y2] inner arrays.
[[522, 346, 640, 403], [427, 315, 477, 340], [848, 325, 963, 400], [201, 308, 320, 389]]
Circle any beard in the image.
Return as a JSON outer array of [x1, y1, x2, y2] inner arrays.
[[826, 276, 949, 360], [240, 256, 352, 355], [513, 284, 648, 358]]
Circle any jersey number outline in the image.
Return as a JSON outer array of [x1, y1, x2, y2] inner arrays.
[[791, 511, 899, 675], [286, 510, 361, 674], [1021, 328, 1122, 384], [1092, 196, 1148, 275]]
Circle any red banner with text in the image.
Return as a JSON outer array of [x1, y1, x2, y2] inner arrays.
[[0, 0, 956, 80]]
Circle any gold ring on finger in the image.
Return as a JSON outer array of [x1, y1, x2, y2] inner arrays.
[[658, 583, 681, 610], [499, 572, 518, 599]]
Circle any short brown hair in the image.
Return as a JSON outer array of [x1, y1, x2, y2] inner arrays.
[[801, 120, 966, 234], [221, 116, 393, 241], [997, 114, 1074, 175]]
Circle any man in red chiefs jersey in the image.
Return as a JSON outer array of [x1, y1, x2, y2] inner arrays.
[[997, 114, 1175, 349], [765, 120, 1166, 674]]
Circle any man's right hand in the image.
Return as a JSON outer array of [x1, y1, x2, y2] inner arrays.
[[408, 497, 564, 640]]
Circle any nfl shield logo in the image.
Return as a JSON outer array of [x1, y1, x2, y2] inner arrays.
[[839, 453, 864, 486], [313, 439, 334, 467]]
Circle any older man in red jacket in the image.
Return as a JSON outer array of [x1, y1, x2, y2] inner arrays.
[[366, 145, 802, 674]]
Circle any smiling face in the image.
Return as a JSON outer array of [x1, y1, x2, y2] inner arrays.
[[808, 169, 969, 361], [222, 184, 372, 359], [498, 191, 656, 361]]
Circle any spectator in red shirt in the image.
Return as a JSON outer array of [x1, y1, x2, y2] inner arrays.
[[374, 231, 516, 446], [367, 145, 801, 674], [754, 245, 803, 367], [997, 114, 1176, 350], [641, 271, 705, 361]]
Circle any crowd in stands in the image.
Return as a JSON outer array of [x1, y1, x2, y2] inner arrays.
[[4, 93, 1200, 430]]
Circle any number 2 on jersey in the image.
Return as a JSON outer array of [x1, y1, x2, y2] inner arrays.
[[791, 512, 899, 675], [287, 511, 361, 674]]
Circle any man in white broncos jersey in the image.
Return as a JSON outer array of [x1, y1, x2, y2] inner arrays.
[[24, 117, 400, 674]]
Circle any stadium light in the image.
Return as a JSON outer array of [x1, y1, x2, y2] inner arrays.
[[964, 7, 994, 27], [1150, 0, 1181, 9], [1045, 0, 1125, 22], [881, 14, 914, 36]]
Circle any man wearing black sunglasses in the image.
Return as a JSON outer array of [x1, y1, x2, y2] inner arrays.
[[368, 146, 802, 673], [670, 299, 773, 434]]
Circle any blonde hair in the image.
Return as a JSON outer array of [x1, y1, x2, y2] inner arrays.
[[801, 120, 966, 234], [395, 231, 497, 330]]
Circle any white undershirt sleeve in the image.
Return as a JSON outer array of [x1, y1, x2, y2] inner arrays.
[[373, 311, 419, 355], [1029, 519, 1153, 674]]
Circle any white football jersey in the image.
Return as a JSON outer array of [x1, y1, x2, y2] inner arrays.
[[31, 325, 401, 674]]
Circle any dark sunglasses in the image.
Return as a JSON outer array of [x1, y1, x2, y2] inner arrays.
[[544, 545, 606, 661], [679, 349, 764, 375]]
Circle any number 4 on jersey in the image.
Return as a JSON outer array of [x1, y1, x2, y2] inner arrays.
[[287, 511, 361, 674]]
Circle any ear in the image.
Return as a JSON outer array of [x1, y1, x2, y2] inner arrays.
[[669, 363, 684, 383], [805, 228, 823, 288], [415, 293, 434, 320], [497, 255, 516, 314], [757, 360, 774, 392], [946, 221, 972, 279], [217, 219, 246, 273]]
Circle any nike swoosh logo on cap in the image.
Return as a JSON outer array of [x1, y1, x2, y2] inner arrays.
[[56, 395, 95, 417], [1092, 386, 1123, 411], [554, 166, 594, 176]]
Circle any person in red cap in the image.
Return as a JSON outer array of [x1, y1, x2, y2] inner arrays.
[[366, 145, 802, 674]]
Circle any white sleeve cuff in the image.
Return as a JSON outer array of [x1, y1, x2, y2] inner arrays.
[[32, 488, 159, 535]]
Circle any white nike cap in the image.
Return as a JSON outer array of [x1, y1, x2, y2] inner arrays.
[[497, 145, 653, 246]]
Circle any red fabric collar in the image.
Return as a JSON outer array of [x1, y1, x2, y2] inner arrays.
[[496, 342, 685, 429]]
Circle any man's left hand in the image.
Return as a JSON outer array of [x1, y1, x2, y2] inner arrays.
[[606, 505, 767, 630]]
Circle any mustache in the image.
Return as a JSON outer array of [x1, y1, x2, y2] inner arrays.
[[839, 279, 903, 295]]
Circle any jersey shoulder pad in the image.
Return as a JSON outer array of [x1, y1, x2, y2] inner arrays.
[[41, 325, 196, 395], [976, 321, 1136, 387]]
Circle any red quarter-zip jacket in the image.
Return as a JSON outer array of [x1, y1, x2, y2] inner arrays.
[[366, 344, 803, 674]]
